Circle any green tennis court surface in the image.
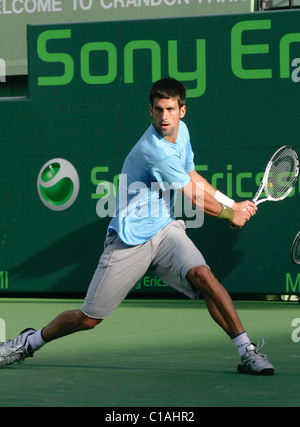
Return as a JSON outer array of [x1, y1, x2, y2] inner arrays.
[[0, 298, 299, 407]]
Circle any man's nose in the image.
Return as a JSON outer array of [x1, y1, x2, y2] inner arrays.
[[162, 110, 168, 121]]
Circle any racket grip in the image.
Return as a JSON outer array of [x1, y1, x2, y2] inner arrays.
[[230, 206, 247, 229], [230, 207, 248, 230]]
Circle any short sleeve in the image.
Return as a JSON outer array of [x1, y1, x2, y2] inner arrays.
[[184, 141, 195, 173], [150, 156, 191, 192]]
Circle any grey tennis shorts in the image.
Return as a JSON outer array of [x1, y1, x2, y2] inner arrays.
[[80, 220, 209, 319]]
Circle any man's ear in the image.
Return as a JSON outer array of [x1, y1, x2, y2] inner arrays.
[[149, 104, 153, 117], [180, 105, 186, 119]]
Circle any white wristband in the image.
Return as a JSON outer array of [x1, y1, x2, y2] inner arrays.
[[214, 190, 235, 208]]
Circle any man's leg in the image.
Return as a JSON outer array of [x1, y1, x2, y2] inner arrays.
[[0, 233, 153, 368], [41, 309, 102, 343], [186, 265, 274, 375], [186, 265, 243, 338], [0, 309, 102, 368]]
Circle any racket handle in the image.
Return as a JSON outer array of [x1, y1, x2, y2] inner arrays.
[[230, 206, 248, 229]]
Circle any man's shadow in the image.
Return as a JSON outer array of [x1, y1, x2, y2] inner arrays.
[[9, 216, 242, 296]]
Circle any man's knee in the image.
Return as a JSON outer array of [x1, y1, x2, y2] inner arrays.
[[77, 310, 103, 330], [187, 265, 213, 291]]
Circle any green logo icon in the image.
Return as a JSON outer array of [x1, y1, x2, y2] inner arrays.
[[37, 159, 79, 211]]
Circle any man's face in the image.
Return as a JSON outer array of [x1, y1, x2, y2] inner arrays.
[[150, 97, 186, 144]]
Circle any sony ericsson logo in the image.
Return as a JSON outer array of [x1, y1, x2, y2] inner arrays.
[[37, 158, 79, 211]]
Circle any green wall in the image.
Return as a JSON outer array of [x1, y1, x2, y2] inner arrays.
[[1, 11, 300, 297]]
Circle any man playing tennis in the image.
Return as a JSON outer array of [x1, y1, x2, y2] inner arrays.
[[0, 78, 274, 375]]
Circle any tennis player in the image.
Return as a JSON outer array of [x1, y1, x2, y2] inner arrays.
[[0, 78, 274, 375]]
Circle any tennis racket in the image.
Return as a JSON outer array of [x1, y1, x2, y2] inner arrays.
[[291, 231, 300, 265], [251, 145, 299, 206], [231, 145, 299, 228]]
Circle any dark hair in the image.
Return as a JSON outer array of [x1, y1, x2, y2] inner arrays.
[[149, 78, 186, 108]]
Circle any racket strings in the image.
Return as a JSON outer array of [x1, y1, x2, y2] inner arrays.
[[294, 240, 300, 264], [292, 232, 300, 265], [267, 148, 298, 199]]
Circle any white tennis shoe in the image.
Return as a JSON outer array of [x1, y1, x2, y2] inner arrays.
[[0, 328, 36, 368], [237, 339, 274, 375]]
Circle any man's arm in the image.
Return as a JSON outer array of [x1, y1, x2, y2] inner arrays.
[[181, 169, 257, 228]]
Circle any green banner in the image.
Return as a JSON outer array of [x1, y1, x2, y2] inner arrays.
[[0, 0, 254, 76], [1, 11, 300, 297]]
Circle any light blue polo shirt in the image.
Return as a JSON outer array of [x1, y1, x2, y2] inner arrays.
[[108, 121, 195, 245]]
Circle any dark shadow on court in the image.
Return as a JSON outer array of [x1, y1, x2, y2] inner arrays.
[[22, 363, 235, 376], [8, 216, 242, 297]]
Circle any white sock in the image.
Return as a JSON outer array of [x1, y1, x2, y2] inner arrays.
[[27, 329, 46, 354], [232, 332, 251, 356]]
